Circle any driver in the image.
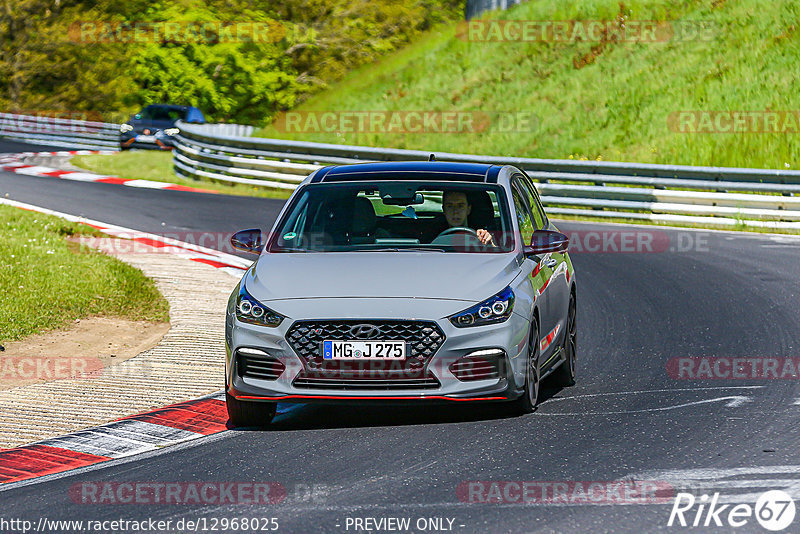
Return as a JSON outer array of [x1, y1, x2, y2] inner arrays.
[[442, 190, 495, 246]]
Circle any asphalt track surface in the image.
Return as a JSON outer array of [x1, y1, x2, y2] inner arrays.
[[1, 140, 800, 533]]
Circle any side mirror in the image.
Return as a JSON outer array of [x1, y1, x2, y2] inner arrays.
[[524, 229, 569, 255], [231, 228, 264, 254]]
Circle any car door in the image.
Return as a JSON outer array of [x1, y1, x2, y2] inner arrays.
[[518, 173, 570, 353], [510, 179, 556, 364], [512, 174, 566, 362]]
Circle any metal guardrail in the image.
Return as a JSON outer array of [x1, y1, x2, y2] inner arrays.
[[172, 121, 800, 229], [465, 0, 526, 20], [187, 123, 255, 137], [0, 112, 254, 152], [0, 112, 120, 151]]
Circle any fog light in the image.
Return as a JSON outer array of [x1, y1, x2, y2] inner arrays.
[[449, 349, 505, 381]]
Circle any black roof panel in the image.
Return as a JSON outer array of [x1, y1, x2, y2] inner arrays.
[[316, 161, 496, 183]]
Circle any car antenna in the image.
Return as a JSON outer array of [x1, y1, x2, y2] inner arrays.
[[429, 154, 436, 161]]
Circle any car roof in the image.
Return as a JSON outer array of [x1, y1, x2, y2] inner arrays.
[[144, 104, 194, 111], [310, 161, 502, 183]]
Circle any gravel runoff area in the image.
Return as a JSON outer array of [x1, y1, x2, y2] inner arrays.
[[0, 238, 241, 449]]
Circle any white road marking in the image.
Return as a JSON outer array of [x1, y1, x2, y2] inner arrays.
[[540, 385, 763, 403], [94, 420, 202, 445], [537, 395, 753, 415], [30, 417, 208, 459], [12, 166, 59, 175], [49, 172, 104, 181], [624, 466, 800, 504], [0, 424, 234, 493], [123, 179, 174, 189]]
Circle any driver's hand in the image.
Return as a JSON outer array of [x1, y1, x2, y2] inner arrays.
[[477, 229, 495, 246]]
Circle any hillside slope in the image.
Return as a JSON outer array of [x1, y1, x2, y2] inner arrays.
[[258, 0, 800, 169]]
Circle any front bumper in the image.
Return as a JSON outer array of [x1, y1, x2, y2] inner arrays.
[[225, 302, 531, 405], [119, 132, 176, 150]]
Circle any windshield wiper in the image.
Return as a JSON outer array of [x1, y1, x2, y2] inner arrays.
[[365, 247, 447, 253]]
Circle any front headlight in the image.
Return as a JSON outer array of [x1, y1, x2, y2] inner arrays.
[[449, 286, 514, 328], [164, 128, 180, 136], [236, 285, 284, 327], [119, 123, 133, 133]]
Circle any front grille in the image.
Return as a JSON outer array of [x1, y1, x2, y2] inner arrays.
[[293, 371, 440, 390], [286, 320, 446, 383], [450, 355, 502, 381], [237, 351, 285, 380]]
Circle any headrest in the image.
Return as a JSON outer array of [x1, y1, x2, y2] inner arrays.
[[467, 191, 495, 229], [352, 196, 377, 235]]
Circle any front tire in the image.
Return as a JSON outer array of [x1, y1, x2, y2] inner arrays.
[[226, 391, 277, 427], [509, 317, 540, 414]]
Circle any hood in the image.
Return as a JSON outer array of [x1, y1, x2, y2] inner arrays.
[[245, 252, 521, 303]]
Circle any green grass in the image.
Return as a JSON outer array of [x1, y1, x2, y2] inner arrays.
[[71, 151, 293, 199], [254, 0, 800, 171], [0, 206, 170, 342]]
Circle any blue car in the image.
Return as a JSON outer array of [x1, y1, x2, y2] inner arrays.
[[119, 104, 205, 150]]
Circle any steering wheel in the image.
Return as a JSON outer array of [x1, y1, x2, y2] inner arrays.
[[432, 226, 482, 246], [438, 226, 478, 238]]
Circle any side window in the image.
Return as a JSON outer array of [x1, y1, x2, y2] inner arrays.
[[511, 185, 535, 246], [514, 175, 546, 230]]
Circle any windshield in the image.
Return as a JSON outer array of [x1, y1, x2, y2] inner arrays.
[[268, 182, 514, 253], [137, 106, 186, 121]]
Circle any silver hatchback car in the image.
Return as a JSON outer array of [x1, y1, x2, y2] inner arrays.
[[225, 161, 577, 426]]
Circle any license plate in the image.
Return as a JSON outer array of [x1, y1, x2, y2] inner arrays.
[[136, 135, 157, 142], [322, 340, 406, 360]]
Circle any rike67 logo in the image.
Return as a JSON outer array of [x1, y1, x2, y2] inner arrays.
[[668, 491, 796, 531]]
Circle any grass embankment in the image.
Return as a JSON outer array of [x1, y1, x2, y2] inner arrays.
[[0, 206, 169, 342], [70, 151, 293, 199], [255, 0, 800, 170]]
